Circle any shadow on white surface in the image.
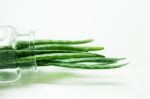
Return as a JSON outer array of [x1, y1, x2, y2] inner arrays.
[[0, 68, 128, 90]]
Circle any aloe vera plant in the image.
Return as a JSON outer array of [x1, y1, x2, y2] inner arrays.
[[0, 39, 128, 69]]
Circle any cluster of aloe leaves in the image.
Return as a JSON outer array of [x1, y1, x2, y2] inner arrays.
[[0, 39, 128, 69]]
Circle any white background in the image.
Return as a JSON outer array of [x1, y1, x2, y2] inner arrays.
[[0, 0, 150, 99]]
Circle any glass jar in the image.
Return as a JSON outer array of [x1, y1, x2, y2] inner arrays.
[[0, 26, 37, 83]]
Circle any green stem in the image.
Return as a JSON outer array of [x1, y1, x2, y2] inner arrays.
[[37, 62, 128, 69], [20, 53, 105, 61], [16, 39, 94, 49], [16, 50, 83, 57], [50, 57, 126, 63], [25, 45, 104, 52]]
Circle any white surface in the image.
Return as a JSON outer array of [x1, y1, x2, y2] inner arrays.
[[0, 0, 150, 99]]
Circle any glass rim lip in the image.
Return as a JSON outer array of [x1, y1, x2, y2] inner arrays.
[[0, 25, 17, 43]]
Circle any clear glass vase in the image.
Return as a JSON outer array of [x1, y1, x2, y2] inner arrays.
[[0, 26, 37, 83]]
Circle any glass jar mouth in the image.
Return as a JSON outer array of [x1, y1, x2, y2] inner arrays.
[[0, 26, 37, 68], [15, 31, 37, 70], [0, 26, 37, 83]]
